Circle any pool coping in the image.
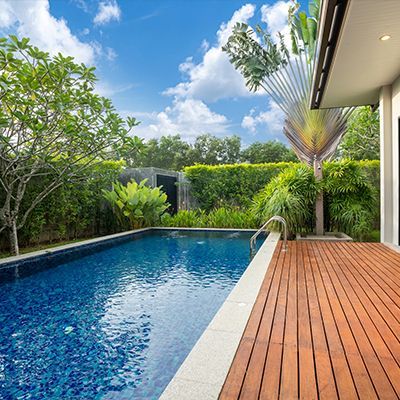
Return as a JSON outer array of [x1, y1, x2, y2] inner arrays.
[[159, 230, 281, 400]]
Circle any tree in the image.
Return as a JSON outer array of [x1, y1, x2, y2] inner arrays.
[[190, 134, 241, 165], [223, 0, 353, 235], [139, 135, 192, 170], [241, 141, 298, 163], [336, 106, 379, 160], [0, 36, 138, 255]]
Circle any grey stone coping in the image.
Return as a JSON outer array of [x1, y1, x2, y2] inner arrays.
[[160, 231, 281, 400]]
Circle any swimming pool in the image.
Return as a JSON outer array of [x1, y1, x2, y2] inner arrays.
[[0, 229, 263, 399]]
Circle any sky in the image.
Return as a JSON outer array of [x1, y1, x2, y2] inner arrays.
[[0, 0, 307, 145]]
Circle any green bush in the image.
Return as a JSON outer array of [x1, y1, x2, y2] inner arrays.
[[184, 162, 295, 210], [0, 160, 124, 249], [161, 210, 205, 227], [323, 160, 378, 240], [252, 164, 318, 235], [103, 179, 169, 229], [161, 207, 258, 229], [184, 160, 379, 210]]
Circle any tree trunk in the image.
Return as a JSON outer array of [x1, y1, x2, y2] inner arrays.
[[8, 220, 19, 256], [314, 158, 324, 236]]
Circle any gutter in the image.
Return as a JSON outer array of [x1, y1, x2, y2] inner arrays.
[[310, 0, 350, 109]]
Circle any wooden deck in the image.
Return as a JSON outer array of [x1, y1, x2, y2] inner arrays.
[[219, 241, 400, 400]]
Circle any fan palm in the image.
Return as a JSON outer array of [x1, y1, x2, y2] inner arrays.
[[223, 0, 354, 234]]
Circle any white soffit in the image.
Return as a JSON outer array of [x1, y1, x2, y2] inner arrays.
[[320, 0, 400, 108]]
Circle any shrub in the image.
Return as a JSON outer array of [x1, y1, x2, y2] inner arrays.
[[161, 210, 205, 228], [323, 160, 378, 240], [184, 160, 379, 210], [103, 179, 169, 229], [0, 160, 124, 250], [184, 162, 295, 210], [252, 164, 318, 235], [161, 207, 258, 229]]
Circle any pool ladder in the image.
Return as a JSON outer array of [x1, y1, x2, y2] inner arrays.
[[250, 216, 288, 259]]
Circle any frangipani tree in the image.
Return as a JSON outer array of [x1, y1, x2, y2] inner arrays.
[[223, 0, 353, 235], [0, 36, 141, 255]]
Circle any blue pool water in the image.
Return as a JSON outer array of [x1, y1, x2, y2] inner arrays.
[[0, 230, 261, 399]]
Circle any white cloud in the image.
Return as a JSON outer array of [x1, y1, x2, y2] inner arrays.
[[241, 101, 285, 137], [164, 4, 262, 103], [106, 47, 117, 61], [95, 82, 134, 97], [261, 1, 292, 47], [0, 0, 97, 64], [94, 1, 121, 25], [131, 99, 229, 141]]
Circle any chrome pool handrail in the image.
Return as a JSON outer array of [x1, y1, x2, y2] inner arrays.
[[250, 216, 288, 258]]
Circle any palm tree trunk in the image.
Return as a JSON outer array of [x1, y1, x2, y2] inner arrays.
[[314, 158, 324, 236]]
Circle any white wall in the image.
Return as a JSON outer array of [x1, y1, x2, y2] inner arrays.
[[392, 76, 400, 245], [381, 75, 400, 245], [380, 85, 393, 243]]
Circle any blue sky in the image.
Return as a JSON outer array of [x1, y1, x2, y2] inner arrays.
[[0, 0, 307, 145]]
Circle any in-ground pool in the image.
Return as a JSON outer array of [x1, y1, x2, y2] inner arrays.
[[0, 229, 264, 399]]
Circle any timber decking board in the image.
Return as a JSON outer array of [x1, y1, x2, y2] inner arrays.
[[219, 241, 400, 400]]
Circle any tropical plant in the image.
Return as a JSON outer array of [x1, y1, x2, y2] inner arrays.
[[161, 207, 257, 229], [252, 164, 318, 235], [222, 0, 353, 235], [206, 207, 257, 229], [161, 210, 205, 228], [103, 180, 169, 229], [0, 36, 139, 255], [323, 160, 378, 240]]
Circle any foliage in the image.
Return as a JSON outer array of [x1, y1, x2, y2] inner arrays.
[[135, 134, 296, 170], [241, 141, 298, 164], [0, 36, 138, 254], [185, 161, 379, 212], [222, 0, 352, 235], [103, 180, 169, 229], [190, 134, 242, 165], [138, 135, 193, 170], [161, 210, 206, 228], [184, 162, 295, 210], [252, 164, 318, 234], [336, 106, 380, 160], [161, 207, 258, 229], [323, 160, 378, 240], [0, 160, 124, 249], [222, 0, 350, 165]]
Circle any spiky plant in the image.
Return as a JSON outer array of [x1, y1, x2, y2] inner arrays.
[[223, 0, 354, 234]]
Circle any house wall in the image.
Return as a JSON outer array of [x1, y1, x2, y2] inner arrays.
[[380, 74, 400, 245]]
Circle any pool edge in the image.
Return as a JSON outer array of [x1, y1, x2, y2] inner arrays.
[[159, 231, 281, 400]]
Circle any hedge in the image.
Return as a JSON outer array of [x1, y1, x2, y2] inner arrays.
[[0, 160, 124, 251], [184, 160, 380, 210]]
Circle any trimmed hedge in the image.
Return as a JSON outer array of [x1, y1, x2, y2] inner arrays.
[[184, 160, 379, 210], [184, 162, 296, 210]]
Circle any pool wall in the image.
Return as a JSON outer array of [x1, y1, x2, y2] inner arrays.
[[160, 231, 281, 400], [0, 227, 258, 283]]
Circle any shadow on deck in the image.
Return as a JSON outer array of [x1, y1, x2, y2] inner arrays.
[[220, 241, 400, 400]]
